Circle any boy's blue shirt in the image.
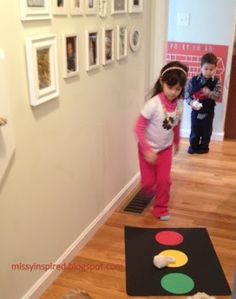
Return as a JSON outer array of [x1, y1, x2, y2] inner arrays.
[[185, 74, 219, 114]]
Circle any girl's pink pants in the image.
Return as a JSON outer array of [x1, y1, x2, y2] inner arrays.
[[138, 144, 172, 217]]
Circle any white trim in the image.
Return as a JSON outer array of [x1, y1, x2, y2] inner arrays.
[[180, 129, 224, 141], [149, 0, 168, 86], [21, 172, 139, 299]]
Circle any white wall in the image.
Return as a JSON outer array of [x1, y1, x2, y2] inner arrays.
[[168, 0, 236, 140], [0, 2, 151, 298]]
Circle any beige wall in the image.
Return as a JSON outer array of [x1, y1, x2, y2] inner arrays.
[[0, 1, 150, 299]]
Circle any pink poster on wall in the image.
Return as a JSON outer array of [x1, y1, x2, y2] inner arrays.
[[166, 42, 228, 102]]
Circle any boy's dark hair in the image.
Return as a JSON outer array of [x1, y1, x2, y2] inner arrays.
[[151, 61, 188, 99], [201, 53, 218, 66]]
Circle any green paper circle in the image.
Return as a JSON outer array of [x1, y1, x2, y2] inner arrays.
[[161, 273, 194, 294]]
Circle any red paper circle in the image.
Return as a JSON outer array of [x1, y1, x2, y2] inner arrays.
[[155, 231, 184, 246]]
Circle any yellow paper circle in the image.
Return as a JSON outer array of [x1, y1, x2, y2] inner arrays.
[[159, 250, 188, 267]]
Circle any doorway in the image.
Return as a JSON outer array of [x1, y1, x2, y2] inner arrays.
[[224, 33, 236, 139]]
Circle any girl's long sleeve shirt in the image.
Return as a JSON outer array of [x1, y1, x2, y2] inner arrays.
[[135, 92, 183, 153]]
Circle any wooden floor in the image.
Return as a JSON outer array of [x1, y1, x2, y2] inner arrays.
[[41, 139, 236, 299]]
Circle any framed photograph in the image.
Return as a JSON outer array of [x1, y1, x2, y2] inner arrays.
[[128, 0, 143, 13], [70, 0, 83, 15], [85, 0, 98, 15], [116, 25, 127, 60], [25, 35, 59, 106], [99, 0, 107, 18], [62, 33, 79, 78], [102, 28, 114, 65], [52, 0, 68, 15], [129, 26, 141, 52], [85, 30, 99, 71], [20, 0, 51, 20], [111, 0, 127, 14]]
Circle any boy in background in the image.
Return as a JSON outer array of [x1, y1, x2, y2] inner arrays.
[[185, 52, 222, 154]]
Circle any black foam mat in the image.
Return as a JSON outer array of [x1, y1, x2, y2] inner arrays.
[[125, 226, 231, 296]]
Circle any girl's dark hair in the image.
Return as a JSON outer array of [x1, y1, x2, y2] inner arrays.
[[150, 61, 188, 99]]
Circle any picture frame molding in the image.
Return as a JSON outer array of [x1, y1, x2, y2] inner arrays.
[[85, 29, 100, 71], [62, 33, 79, 78], [116, 24, 128, 60], [102, 27, 114, 65], [128, 0, 143, 13], [25, 34, 59, 106], [52, 0, 68, 15], [70, 0, 83, 15], [111, 0, 127, 15], [85, 0, 98, 15], [20, 0, 51, 20], [129, 26, 141, 52]]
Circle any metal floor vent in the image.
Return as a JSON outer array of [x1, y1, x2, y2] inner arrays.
[[122, 190, 153, 215]]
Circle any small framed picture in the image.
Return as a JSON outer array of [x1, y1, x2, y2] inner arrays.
[[111, 0, 127, 14], [63, 33, 79, 78], [102, 28, 114, 65], [117, 25, 127, 60], [85, 30, 99, 71], [129, 26, 141, 52], [99, 0, 107, 18], [20, 0, 51, 20], [70, 0, 83, 15], [85, 0, 98, 15], [128, 0, 143, 13], [25, 35, 59, 106], [52, 0, 68, 15]]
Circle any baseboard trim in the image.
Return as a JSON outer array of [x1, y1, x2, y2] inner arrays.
[[180, 129, 224, 141], [21, 172, 140, 299]]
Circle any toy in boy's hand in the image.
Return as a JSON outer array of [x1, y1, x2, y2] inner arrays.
[[153, 254, 175, 269], [191, 100, 203, 111], [0, 116, 7, 127]]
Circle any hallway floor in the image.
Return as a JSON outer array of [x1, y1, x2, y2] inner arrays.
[[41, 139, 236, 299]]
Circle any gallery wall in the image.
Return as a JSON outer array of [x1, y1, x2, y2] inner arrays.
[[0, 1, 152, 298]]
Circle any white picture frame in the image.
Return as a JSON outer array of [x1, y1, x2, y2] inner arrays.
[[70, 0, 83, 15], [102, 27, 114, 65], [20, 0, 51, 20], [116, 25, 127, 60], [99, 0, 107, 18], [52, 0, 68, 15], [128, 0, 143, 13], [85, 0, 98, 15], [129, 26, 141, 52], [25, 35, 59, 106], [63, 33, 79, 78], [85, 30, 99, 71], [111, 0, 127, 14]]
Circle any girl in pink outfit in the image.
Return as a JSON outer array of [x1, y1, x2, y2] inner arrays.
[[135, 61, 188, 220]]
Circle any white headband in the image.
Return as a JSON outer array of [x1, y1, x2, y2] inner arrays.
[[161, 66, 187, 77]]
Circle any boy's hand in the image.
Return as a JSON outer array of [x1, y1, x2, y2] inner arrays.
[[190, 100, 202, 111], [144, 151, 157, 164], [202, 87, 210, 96]]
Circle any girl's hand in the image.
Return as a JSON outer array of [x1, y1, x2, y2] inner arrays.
[[0, 116, 7, 127], [202, 87, 210, 96], [144, 151, 157, 164]]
